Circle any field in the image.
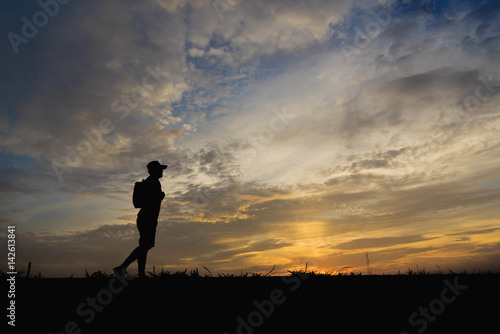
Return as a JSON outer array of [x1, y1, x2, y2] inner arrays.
[[7, 268, 499, 334]]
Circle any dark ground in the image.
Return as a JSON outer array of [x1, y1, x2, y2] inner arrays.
[[7, 274, 500, 333]]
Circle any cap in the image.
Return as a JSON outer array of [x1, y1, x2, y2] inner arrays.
[[147, 161, 168, 171]]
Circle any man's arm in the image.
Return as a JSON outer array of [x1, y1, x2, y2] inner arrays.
[[156, 180, 165, 202], [144, 178, 164, 205]]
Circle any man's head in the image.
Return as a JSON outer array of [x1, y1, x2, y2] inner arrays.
[[147, 161, 167, 179]]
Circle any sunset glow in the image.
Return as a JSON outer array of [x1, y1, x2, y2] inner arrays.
[[1, 0, 500, 277]]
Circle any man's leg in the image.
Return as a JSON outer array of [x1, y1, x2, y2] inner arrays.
[[137, 246, 150, 278], [115, 245, 149, 275], [119, 246, 142, 270], [136, 225, 155, 278]]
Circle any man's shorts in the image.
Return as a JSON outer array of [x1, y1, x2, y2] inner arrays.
[[137, 216, 157, 249]]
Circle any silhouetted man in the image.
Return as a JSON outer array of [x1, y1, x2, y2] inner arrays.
[[114, 161, 167, 279]]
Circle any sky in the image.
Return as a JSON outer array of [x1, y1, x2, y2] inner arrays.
[[1, 0, 500, 277]]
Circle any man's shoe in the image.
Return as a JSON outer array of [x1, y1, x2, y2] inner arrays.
[[113, 266, 133, 280]]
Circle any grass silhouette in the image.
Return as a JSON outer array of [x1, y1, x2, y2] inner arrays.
[[1, 261, 496, 279], [5, 262, 499, 333]]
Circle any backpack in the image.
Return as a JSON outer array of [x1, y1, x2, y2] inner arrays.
[[132, 179, 146, 208]]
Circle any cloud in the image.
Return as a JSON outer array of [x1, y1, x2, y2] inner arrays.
[[105, 58, 123, 72], [446, 227, 500, 236], [15, 224, 137, 276], [333, 235, 436, 250]]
